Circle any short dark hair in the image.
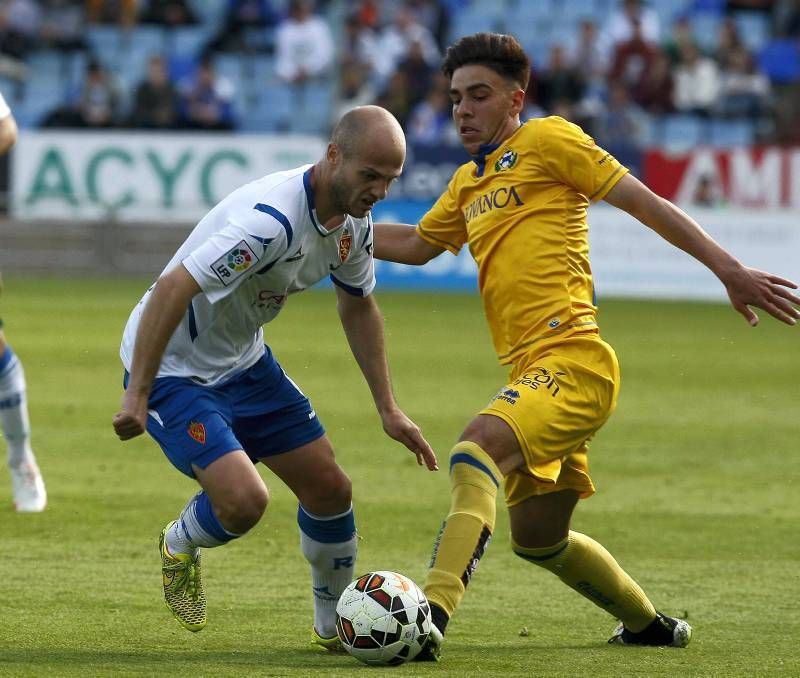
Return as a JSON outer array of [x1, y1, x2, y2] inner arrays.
[[442, 33, 530, 91]]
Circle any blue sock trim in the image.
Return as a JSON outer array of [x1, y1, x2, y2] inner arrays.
[[0, 346, 15, 374], [297, 504, 356, 543], [450, 452, 500, 487], [193, 491, 238, 542]]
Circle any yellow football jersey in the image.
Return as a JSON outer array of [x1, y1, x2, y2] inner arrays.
[[417, 116, 628, 366]]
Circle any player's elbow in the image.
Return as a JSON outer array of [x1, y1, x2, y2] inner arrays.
[[405, 235, 442, 265], [154, 265, 202, 305], [407, 247, 437, 265]]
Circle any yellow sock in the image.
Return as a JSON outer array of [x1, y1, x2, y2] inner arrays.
[[424, 442, 502, 619], [512, 531, 657, 632]]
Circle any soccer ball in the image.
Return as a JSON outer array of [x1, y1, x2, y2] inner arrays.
[[336, 570, 432, 666]]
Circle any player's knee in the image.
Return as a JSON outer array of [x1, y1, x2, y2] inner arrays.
[[216, 484, 269, 533], [458, 415, 521, 473], [511, 534, 570, 571], [511, 524, 568, 550], [300, 465, 352, 515]]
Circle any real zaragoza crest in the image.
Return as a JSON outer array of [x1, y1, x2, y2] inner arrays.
[[339, 228, 352, 262], [188, 421, 206, 444], [494, 149, 518, 172]]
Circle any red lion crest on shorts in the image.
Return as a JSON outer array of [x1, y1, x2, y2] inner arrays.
[[188, 421, 206, 444]]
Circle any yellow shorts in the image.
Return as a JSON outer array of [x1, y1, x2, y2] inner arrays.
[[481, 336, 620, 507]]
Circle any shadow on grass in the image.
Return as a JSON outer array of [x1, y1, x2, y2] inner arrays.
[[0, 648, 355, 670]]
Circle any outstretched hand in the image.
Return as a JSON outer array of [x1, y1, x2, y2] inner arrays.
[[381, 408, 438, 471], [723, 267, 800, 327]]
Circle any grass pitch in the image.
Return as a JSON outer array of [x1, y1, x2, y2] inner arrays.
[[0, 276, 798, 677]]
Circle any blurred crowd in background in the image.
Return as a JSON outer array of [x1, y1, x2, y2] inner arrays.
[[0, 0, 799, 162]]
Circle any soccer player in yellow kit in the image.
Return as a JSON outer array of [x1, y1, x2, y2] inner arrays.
[[374, 33, 800, 660]]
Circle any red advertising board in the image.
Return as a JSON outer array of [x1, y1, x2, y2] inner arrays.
[[644, 147, 800, 209]]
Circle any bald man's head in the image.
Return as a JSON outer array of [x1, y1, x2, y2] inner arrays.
[[321, 106, 406, 219], [331, 105, 406, 166]]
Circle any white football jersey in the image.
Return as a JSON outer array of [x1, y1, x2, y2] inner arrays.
[[0, 91, 10, 120], [120, 165, 375, 385]]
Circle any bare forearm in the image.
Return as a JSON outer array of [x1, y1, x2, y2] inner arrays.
[[373, 222, 443, 264], [603, 173, 800, 326], [338, 294, 396, 415], [634, 194, 742, 280], [127, 272, 196, 396], [605, 174, 744, 282]]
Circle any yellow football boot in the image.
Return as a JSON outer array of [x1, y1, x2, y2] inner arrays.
[[159, 521, 206, 632]]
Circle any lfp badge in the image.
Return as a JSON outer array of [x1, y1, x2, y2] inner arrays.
[[227, 248, 253, 271]]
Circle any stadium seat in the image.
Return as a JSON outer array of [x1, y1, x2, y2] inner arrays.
[[240, 85, 294, 133], [651, 0, 691, 28], [63, 51, 89, 92], [167, 54, 199, 86], [244, 55, 278, 87], [709, 119, 755, 147], [15, 81, 66, 127], [186, 0, 228, 28], [757, 39, 800, 84], [289, 82, 334, 135], [86, 26, 123, 70], [448, 5, 504, 41], [558, 0, 603, 25], [733, 11, 771, 52], [659, 113, 707, 149], [689, 0, 725, 15], [170, 26, 214, 60], [690, 13, 723, 52], [127, 26, 166, 55], [26, 50, 62, 80]]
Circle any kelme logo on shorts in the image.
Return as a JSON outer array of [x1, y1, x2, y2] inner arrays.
[[188, 421, 206, 444], [494, 149, 517, 172], [493, 387, 520, 405]]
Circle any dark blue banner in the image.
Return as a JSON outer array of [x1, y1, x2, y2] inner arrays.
[[389, 143, 469, 200]]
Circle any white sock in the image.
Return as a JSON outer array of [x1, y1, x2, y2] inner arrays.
[[298, 505, 357, 638], [0, 351, 37, 470], [166, 491, 240, 556]]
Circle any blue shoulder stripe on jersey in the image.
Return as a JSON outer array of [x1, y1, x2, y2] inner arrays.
[[187, 301, 198, 341], [248, 234, 275, 246], [330, 275, 365, 297], [360, 215, 372, 249], [253, 203, 293, 247]]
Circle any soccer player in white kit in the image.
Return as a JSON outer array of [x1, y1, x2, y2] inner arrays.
[[113, 106, 438, 646], [0, 90, 47, 512]]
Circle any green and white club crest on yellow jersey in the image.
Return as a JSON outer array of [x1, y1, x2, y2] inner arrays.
[[495, 149, 518, 172]]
